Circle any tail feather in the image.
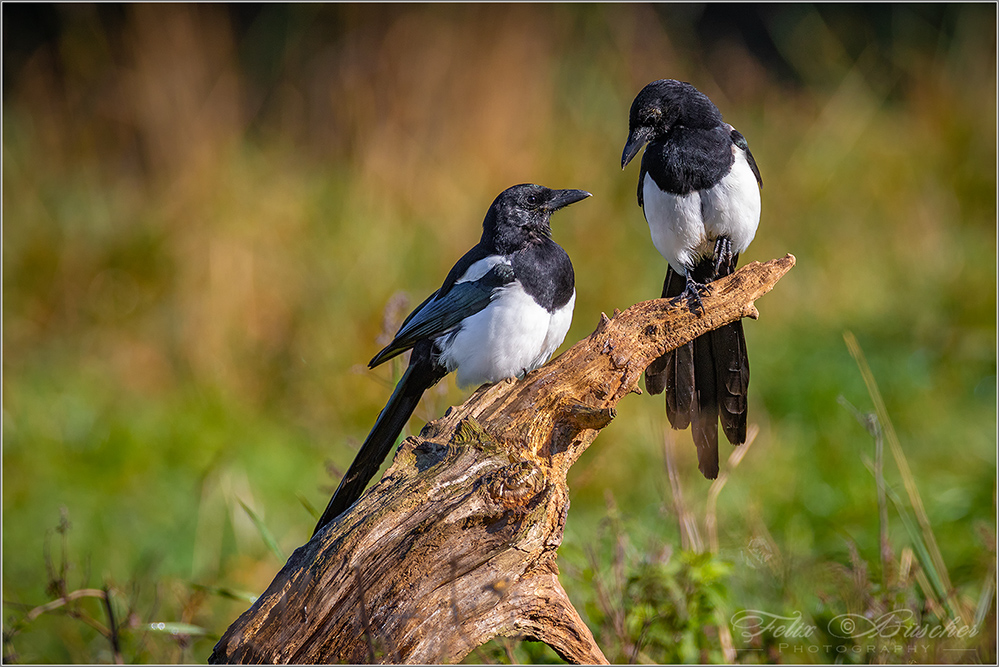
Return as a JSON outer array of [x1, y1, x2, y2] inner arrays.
[[714, 320, 749, 446], [644, 252, 749, 480], [313, 349, 445, 536], [691, 334, 720, 478], [645, 354, 668, 395], [645, 265, 686, 399], [663, 342, 693, 429]]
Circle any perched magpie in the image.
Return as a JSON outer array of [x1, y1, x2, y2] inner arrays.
[[313, 184, 590, 536], [621, 79, 762, 479]]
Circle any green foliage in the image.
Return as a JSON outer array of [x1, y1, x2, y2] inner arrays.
[[3, 4, 996, 663], [623, 552, 732, 663]]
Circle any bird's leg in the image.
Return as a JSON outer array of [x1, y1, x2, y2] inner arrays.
[[713, 237, 734, 278]]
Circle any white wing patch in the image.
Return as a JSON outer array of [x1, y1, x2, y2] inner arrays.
[[455, 255, 512, 284]]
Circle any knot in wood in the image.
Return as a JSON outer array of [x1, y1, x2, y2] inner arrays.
[[610, 352, 630, 370], [563, 403, 616, 430], [485, 461, 546, 509], [453, 416, 492, 445]]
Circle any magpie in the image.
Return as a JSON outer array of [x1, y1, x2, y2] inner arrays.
[[312, 184, 591, 536], [621, 79, 762, 479]]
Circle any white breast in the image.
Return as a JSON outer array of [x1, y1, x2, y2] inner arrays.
[[643, 173, 705, 274], [438, 284, 575, 389], [642, 147, 761, 274], [699, 148, 761, 255]]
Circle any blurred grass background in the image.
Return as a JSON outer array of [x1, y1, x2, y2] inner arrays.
[[2, 4, 995, 663]]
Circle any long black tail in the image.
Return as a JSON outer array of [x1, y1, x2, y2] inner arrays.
[[313, 345, 446, 536], [645, 253, 749, 479]]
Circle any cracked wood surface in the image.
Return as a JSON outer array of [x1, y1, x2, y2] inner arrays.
[[209, 254, 795, 665]]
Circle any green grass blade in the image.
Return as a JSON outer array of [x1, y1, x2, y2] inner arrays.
[[298, 493, 321, 521], [973, 567, 995, 628], [237, 499, 286, 563], [879, 477, 949, 609], [146, 621, 212, 637], [859, 453, 956, 620], [844, 331, 967, 622], [188, 582, 258, 603]]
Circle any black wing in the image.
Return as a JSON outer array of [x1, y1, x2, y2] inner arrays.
[[368, 263, 516, 368]]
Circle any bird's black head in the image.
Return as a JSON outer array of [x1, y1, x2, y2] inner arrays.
[[621, 79, 723, 169], [482, 184, 591, 254]]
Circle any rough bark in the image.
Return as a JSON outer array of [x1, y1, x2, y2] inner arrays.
[[209, 254, 796, 665]]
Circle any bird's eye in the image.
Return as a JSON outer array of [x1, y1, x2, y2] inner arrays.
[[526, 194, 539, 206]]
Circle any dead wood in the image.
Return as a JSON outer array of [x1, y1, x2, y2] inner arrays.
[[209, 254, 796, 665]]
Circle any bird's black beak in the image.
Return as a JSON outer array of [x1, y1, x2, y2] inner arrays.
[[546, 189, 592, 212], [621, 126, 653, 169]]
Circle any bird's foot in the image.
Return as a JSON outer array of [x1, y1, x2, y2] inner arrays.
[[683, 279, 710, 316]]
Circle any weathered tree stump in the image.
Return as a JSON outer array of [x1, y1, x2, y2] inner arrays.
[[209, 254, 796, 665]]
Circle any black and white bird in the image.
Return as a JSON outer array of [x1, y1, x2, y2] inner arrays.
[[621, 79, 762, 479], [313, 184, 590, 536]]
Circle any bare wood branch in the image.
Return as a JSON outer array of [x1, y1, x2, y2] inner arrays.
[[210, 254, 795, 665]]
